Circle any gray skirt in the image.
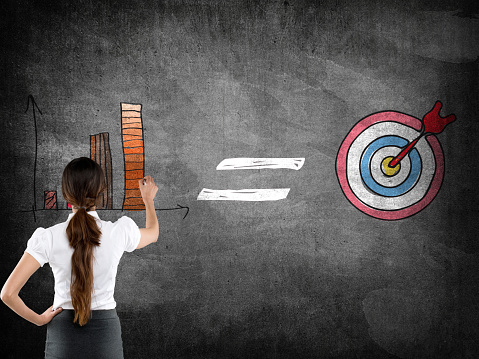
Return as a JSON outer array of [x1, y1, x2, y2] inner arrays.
[[45, 309, 123, 359]]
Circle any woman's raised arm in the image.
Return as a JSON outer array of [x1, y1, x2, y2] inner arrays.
[[137, 175, 159, 249]]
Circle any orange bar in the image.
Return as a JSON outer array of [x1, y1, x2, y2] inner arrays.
[[121, 103, 142, 111], [122, 128, 143, 136], [122, 102, 145, 211], [125, 162, 144, 171], [122, 111, 141, 118], [121, 117, 142, 124], [123, 140, 143, 148], [122, 123, 143, 129], [125, 170, 143, 179], [122, 134, 143, 141]]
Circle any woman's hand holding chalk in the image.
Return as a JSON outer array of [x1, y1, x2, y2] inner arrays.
[[138, 176, 159, 204]]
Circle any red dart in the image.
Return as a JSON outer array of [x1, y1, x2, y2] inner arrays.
[[389, 101, 455, 168]]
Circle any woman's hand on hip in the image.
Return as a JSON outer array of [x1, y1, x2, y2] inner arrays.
[[38, 306, 62, 326]]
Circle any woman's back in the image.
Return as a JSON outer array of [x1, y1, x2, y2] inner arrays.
[[26, 212, 141, 311], [1, 157, 159, 358]]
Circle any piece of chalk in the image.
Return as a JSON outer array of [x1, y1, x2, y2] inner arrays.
[[143, 179, 146, 185]]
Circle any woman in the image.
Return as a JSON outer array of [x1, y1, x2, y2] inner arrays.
[[1, 157, 159, 358]]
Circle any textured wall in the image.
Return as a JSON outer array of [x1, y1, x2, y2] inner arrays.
[[0, 0, 478, 358]]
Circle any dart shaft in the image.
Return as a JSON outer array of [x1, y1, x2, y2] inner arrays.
[[389, 136, 421, 168]]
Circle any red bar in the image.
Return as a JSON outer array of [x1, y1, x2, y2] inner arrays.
[[44, 191, 57, 209]]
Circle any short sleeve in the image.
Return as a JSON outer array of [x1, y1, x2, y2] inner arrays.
[[116, 216, 141, 252], [25, 228, 52, 267]]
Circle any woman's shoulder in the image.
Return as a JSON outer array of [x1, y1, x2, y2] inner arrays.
[[100, 215, 138, 231], [111, 216, 138, 228], [29, 226, 52, 239], [45, 221, 69, 235], [100, 216, 140, 251], [32, 221, 64, 237], [28, 220, 68, 245]]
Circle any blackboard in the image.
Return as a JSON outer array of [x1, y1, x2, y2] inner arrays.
[[1, 0, 478, 358]]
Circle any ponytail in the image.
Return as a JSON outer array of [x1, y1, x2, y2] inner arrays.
[[66, 207, 101, 326], [62, 157, 106, 326]]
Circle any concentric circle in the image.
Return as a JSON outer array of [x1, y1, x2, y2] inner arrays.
[[336, 111, 444, 220], [359, 135, 422, 197]]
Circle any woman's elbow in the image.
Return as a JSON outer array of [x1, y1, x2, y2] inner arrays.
[[0, 285, 13, 305], [148, 228, 159, 244], [153, 224, 159, 242]]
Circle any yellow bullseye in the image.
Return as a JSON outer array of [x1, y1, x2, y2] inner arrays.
[[382, 156, 401, 176]]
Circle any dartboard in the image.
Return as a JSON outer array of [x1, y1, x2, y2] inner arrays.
[[336, 111, 444, 220]]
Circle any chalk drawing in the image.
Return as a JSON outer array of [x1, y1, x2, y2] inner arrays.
[[43, 191, 57, 209], [24, 95, 41, 220], [336, 101, 455, 220], [19, 96, 189, 220], [199, 158, 303, 201], [197, 188, 290, 201], [216, 158, 305, 171], [121, 103, 145, 211], [90, 132, 113, 209]]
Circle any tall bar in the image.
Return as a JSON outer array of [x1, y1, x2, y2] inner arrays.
[[121, 103, 145, 211], [90, 132, 113, 209]]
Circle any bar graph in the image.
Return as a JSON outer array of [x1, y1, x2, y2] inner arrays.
[[22, 96, 189, 220]]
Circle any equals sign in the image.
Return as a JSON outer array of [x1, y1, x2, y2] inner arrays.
[[197, 158, 305, 201]]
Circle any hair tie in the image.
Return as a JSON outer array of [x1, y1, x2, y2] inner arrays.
[[73, 206, 89, 210]]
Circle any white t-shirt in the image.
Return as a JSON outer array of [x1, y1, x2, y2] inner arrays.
[[25, 211, 141, 310]]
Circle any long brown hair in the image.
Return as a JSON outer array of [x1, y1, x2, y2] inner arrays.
[[62, 157, 106, 326]]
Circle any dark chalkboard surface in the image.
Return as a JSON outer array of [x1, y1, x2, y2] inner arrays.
[[1, 0, 478, 358]]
